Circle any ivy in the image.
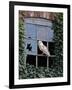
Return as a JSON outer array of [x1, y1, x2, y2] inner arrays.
[[53, 13, 63, 75], [19, 16, 27, 79]]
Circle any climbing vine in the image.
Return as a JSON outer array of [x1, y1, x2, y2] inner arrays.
[[53, 13, 63, 75], [19, 11, 27, 79]]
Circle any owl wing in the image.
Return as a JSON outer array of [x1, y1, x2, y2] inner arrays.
[[41, 44, 50, 56]]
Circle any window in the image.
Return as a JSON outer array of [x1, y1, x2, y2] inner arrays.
[[24, 18, 54, 67]]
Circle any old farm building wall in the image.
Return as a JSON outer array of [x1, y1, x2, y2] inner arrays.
[[19, 11, 55, 67]]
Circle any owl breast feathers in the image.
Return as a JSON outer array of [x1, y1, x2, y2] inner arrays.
[[38, 41, 50, 56]]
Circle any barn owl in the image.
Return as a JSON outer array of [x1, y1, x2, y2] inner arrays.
[[38, 41, 50, 57]]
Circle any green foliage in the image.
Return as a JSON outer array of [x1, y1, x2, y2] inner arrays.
[[53, 13, 63, 74], [19, 18, 26, 79], [19, 19, 25, 54], [19, 64, 63, 79]]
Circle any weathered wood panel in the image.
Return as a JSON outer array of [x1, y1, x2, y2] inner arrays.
[[19, 11, 55, 20]]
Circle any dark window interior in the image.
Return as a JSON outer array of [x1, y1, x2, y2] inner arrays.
[[49, 42, 55, 55], [38, 56, 47, 67], [26, 55, 36, 66]]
